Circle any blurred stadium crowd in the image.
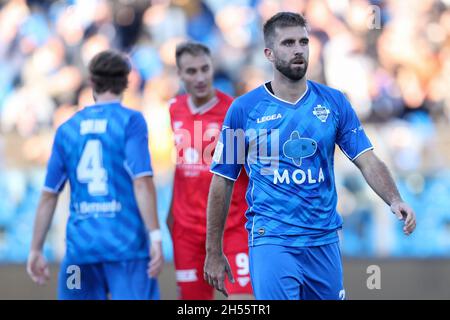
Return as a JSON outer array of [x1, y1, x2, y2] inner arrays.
[[0, 0, 450, 263]]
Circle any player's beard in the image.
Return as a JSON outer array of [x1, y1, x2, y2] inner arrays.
[[275, 56, 308, 81]]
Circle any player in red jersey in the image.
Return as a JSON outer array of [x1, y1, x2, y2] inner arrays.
[[167, 42, 253, 300]]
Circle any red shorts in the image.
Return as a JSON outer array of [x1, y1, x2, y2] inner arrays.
[[172, 223, 252, 300]]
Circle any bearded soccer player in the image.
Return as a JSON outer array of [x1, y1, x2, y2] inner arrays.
[[167, 42, 253, 299], [27, 50, 164, 299], [204, 12, 416, 300]]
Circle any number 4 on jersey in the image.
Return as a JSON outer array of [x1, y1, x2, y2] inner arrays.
[[76, 139, 108, 196]]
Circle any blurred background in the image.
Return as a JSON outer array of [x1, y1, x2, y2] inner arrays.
[[0, 0, 450, 299]]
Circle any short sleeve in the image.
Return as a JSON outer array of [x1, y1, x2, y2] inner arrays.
[[210, 100, 246, 181], [124, 112, 153, 178], [44, 128, 68, 193], [336, 93, 373, 161]]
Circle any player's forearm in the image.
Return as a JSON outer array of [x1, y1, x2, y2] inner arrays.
[[30, 191, 58, 252], [166, 184, 174, 234], [357, 154, 402, 206], [206, 174, 234, 255], [166, 204, 174, 235], [133, 176, 160, 232]]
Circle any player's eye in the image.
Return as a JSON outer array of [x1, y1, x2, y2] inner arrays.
[[201, 65, 210, 72], [282, 40, 295, 46], [186, 69, 196, 75], [300, 39, 309, 45]]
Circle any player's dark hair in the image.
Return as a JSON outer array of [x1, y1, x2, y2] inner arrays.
[[263, 12, 308, 48], [175, 41, 211, 68], [88, 50, 131, 95]]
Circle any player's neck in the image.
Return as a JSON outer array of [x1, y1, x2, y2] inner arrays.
[[94, 92, 122, 104], [271, 73, 307, 104], [190, 90, 216, 108]]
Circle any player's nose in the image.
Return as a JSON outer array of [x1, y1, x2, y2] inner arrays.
[[293, 46, 304, 56], [195, 72, 207, 83], [293, 42, 306, 55]]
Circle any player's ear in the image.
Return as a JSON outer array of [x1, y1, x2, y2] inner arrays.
[[264, 48, 274, 62]]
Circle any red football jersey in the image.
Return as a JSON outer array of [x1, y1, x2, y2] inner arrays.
[[169, 90, 248, 235]]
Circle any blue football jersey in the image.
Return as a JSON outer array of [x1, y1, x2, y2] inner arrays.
[[211, 81, 373, 248], [44, 101, 153, 264]]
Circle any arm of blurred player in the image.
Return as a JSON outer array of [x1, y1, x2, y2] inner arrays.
[[134, 176, 164, 278], [166, 181, 174, 237], [126, 112, 164, 278], [27, 191, 57, 285], [353, 150, 416, 235], [204, 174, 235, 297]]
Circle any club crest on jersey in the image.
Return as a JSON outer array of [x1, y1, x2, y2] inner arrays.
[[312, 104, 330, 122], [282, 131, 317, 166]]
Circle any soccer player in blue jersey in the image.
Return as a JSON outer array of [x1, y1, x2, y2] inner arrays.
[[204, 12, 416, 300], [26, 50, 164, 299]]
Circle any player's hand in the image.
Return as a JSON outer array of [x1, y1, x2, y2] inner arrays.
[[203, 253, 234, 298], [148, 241, 164, 278], [27, 250, 50, 285], [390, 200, 416, 235]]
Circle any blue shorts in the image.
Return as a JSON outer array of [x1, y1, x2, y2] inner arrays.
[[58, 257, 160, 300], [249, 242, 345, 300]]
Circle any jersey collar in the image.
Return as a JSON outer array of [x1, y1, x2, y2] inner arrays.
[[263, 81, 309, 107], [86, 100, 121, 107], [187, 93, 219, 115]]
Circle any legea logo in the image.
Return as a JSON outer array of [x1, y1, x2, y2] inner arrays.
[[256, 113, 282, 124]]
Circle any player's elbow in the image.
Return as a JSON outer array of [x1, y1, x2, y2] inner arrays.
[[133, 176, 154, 194], [40, 191, 59, 208], [210, 174, 234, 191], [41, 190, 59, 201], [354, 150, 381, 171], [208, 174, 235, 203]]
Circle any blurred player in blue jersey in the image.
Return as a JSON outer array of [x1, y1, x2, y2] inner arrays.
[[26, 50, 164, 300], [204, 12, 416, 300]]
